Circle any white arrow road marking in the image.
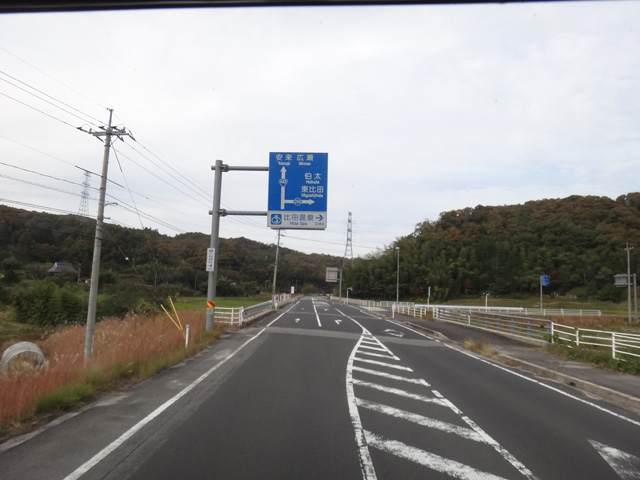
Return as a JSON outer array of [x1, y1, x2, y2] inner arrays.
[[383, 329, 405, 338], [295, 318, 300, 323], [590, 440, 640, 480], [335, 319, 342, 325]]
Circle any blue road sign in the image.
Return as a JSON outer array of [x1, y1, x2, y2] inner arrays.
[[268, 152, 328, 229], [540, 274, 550, 286]]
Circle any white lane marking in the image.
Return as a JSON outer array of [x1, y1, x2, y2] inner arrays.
[[356, 398, 483, 442], [353, 379, 442, 404], [354, 357, 413, 371], [356, 351, 400, 361], [444, 343, 640, 429], [590, 440, 640, 480], [62, 327, 269, 480], [386, 318, 640, 428], [312, 299, 322, 327], [358, 344, 388, 353], [364, 430, 510, 480], [352, 366, 427, 385], [346, 334, 378, 480], [431, 391, 539, 479]]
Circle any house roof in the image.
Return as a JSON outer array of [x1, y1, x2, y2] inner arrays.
[[48, 262, 78, 274]]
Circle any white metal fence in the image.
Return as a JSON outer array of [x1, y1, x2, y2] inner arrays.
[[432, 307, 551, 342], [551, 323, 640, 361], [430, 307, 640, 362], [216, 296, 295, 326]]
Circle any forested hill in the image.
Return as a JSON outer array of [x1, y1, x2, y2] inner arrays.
[[344, 193, 640, 302], [0, 205, 341, 295]]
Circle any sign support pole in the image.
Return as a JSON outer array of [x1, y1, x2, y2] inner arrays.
[[206, 160, 224, 331], [206, 162, 269, 331]]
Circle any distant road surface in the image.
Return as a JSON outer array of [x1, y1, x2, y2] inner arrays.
[[1, 297, 639, 479]]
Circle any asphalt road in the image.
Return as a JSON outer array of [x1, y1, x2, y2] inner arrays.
[[1, 296, 639, 479]]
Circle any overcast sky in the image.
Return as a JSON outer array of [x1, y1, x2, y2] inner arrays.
[[1, 2, 639, 260]]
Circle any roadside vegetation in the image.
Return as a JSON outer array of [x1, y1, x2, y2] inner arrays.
[[0, 297, 265, 440]]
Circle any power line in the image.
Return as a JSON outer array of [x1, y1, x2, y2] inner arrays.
[[0, 160, 94, 190], [0, 71, 102, 127], [0, 90, 79, 129], [112, 146, 211, 208], [122, 142, 212, 204], [0, 134, 78, 167], [0, 46, 107, 112]]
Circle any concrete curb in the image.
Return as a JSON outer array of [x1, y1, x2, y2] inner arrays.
[[493, 353, 640, 416]]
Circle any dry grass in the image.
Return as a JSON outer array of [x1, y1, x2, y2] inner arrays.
[[546, 314, 639, 333], [462, 338, 495, 357], [0, 310, 219, 436]]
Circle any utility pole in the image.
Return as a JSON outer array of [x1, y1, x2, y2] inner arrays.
[[82, 109, 132, 362]]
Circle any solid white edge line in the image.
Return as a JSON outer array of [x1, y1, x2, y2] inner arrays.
[[62, 327, 270, 480], [445, 343, 640, 428], [386, 317, 640, 428]]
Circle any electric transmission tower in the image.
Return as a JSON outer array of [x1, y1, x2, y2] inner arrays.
[[77, 171, 91, 217], [344, 211, 353, 265]]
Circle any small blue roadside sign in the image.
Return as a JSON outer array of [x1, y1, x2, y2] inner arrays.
[[268, 152, 328, 230], [540, 274, 550, 286]]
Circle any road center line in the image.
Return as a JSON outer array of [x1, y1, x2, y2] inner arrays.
[[312, 300, 322, 327]]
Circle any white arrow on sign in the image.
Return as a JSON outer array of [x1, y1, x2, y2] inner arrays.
[[279, 167, 288, 209], [384, 329, 405, 338], [590, 440, 640, 479], [335, 319, 342, 325]]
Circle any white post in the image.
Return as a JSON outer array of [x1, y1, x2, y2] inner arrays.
[[185, 324, 190, 349]]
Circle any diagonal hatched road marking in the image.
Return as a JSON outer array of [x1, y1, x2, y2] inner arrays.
[[343, 322, 538, 480]]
